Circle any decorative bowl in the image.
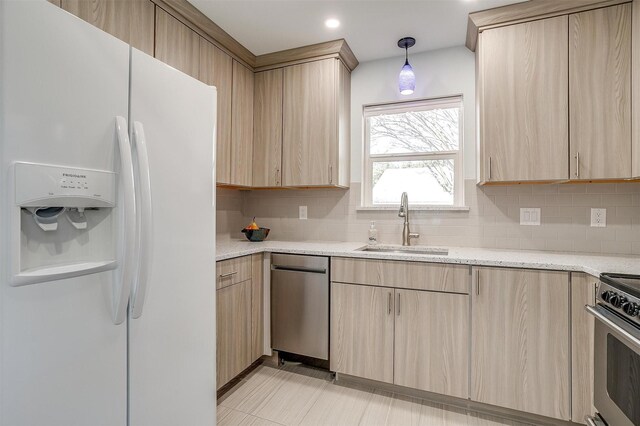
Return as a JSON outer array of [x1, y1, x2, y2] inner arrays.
[[241, 227, 270, 242]]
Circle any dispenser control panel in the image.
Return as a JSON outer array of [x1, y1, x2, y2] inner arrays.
[[14, 162, 116, 208]]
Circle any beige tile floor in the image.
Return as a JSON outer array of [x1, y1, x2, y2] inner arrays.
[[217, 364, 537, 426]]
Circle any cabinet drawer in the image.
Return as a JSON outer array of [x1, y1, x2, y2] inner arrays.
[[216, 256, 252, 289], [331, 257, 469, 294]]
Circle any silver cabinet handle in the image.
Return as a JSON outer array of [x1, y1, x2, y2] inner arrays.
[[219, 271, 237, 278], [575, 152, 580, 178], [476, 270, 480, 296], [396, 293, 400, 316], [488, 157, 492, 181], [329, 164, 333, 185], [388, 292, 392, 315]]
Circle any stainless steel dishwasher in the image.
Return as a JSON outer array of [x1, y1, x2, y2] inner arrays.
[[271, 254, 329, 361]]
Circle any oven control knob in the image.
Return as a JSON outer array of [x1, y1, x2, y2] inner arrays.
[[601, 291, 614, 302], [622, 302, 639, 316], [610, 295, 626, 308]]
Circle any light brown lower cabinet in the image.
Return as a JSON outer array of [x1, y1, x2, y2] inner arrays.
[[571, 272, 597, 424], [216, 255, 263, 390], [330, 282, 468, 399], [216, 279, 251, 390], [471, 267, 570, 420], [394, 289, 469, 399], [330, 282, 394, 384], [332, 260, 595, 422], [250, 254, 264, 361]]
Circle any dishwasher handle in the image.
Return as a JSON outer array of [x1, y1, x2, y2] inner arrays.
[[271, 265, 327, 274]]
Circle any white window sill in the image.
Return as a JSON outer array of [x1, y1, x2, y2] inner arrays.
[[356, 206, 470, 212]]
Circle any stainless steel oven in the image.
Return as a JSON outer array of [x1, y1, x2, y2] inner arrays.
[[586, 274, 640, 426]]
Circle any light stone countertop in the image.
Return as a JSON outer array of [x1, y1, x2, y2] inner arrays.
[[216, 239, 640, 277]]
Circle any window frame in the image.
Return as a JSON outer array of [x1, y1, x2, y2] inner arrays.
[[361, 95, 464, 208]]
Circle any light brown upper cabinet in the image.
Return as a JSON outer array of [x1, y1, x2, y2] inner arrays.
[[199, 39, 233, 185], [634, 0, 640, 178], [282, 58, 350, 187], [154, 7, 200, 79], [570, 4, 632, 180], [253, 69, 283, 187], [61, 0, 155, 56], [471, 267, 570, 420], [479, 16, 569, 183], [230, 61, 254, 187]]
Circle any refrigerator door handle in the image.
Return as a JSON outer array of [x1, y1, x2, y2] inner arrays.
[[130, 121, 153, 319], [114, 116, 136, 325]]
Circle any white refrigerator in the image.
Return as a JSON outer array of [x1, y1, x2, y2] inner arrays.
[[0, 2, 217, 425]]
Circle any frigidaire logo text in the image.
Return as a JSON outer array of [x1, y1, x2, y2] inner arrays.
[[63, 173, 87, 178]]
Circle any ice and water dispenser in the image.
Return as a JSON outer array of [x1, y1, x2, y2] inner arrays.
[[10, 162, 117, 286]]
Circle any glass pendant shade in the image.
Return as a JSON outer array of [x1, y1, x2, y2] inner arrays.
[[399, 60, 415, 95], [397, 37, 416, 96]]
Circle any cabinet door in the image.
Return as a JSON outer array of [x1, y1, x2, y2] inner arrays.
[[231, 60, 254, 186], [394, 289, 469, 399], [471, 267, 570, 420], [571, 273, 597, 424], [250, 254, 264, 363], [330, 282, 394, 384], [480, 16, 568, 182], [334, 60, 351, 188], [61, 0, 154, 55], [570, 4, 631, 180], [253, 69, 283, 187], [199, 39, 233, 184], [155, 8, 200, 79], [216, 280, 251, 390], [283, 59, 337, 186], [634, 0, 640, 178]]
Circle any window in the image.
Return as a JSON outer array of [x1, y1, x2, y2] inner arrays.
[[362, 96, 463, 208]]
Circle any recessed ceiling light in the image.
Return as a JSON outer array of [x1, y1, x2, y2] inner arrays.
[[325, 18, 340, 29]]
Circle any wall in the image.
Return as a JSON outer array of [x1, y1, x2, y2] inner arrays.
[[217, 46, 640, 256], [216, 188, 245, 242], [239, 181, 640, 255], [350, 46, 476, 181]]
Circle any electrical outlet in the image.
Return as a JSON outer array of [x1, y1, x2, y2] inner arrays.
[[299, 205, 308, 220], [591, 208, 606, 227], [520, 208, 541, 226]]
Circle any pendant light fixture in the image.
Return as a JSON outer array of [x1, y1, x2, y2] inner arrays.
[[398, 37, 416, 95]]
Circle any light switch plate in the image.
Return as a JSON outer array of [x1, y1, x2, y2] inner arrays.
[[591, 208, 606, 227], [520, 208, 541, 226], [299, 205, 308, 220]]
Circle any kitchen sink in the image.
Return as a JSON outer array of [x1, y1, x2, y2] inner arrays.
[[357, 246, 449, 256]]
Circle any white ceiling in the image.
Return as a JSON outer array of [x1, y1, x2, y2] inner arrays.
[[187, 0, 526, 63]]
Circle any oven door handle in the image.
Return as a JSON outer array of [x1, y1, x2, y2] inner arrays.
[[586, 304, 640, 350], [585, 415, 606, 426]]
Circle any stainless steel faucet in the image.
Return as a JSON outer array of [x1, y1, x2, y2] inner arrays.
[[398, 192, 419, 246]]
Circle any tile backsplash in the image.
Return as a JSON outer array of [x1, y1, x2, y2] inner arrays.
[[216, 188, 246, 242], [217, 180, 640, 255]]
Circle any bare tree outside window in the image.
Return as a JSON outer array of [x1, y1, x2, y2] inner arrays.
[[370, 108, 458, 194], [363, 97, 463, 207]]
